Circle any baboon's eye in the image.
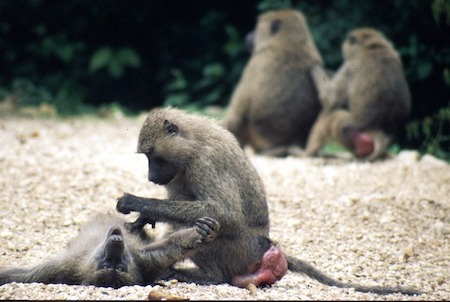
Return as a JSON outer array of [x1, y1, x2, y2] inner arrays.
[[348, 35, 357, 45], [270, 19, 282, 34]]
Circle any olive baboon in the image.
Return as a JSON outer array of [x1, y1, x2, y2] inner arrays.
[[117, 107, 421, 295], [0, 212, 219, 288], [222, 9, 322, 156], [306, 27, 411, 161]]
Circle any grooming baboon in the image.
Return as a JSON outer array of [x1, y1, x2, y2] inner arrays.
[[221, 9, 322, 156], [117, 107, 421, 295], [0, 212, 219, 288], [306, 27, 411, 161]]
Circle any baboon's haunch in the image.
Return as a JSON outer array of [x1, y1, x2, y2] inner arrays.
[[117, 107, 421, 296], [0, 212, 219, 288]]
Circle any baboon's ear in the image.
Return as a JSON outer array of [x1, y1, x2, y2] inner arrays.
[[163, 119, 179, 135]]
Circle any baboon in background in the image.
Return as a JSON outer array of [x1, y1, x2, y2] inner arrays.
[[117, 107, 421, 295], [306, 27, 411, 161], [0, 212, 219, 288], [221, 9, 322, 157]]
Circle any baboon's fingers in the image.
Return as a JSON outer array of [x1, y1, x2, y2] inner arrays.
[[194, 223, 209, 238], [127, 215, 155, 232], [197, 217, 220, 232], [195, 217, 220, 241], [196, 216, 215, 225]]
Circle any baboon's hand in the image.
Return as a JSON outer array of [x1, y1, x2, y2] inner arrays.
[[195, 217, 220, 243], [116, 193, 157, 230], [310, 64, 328, 82], [116, 192, 140, 214]]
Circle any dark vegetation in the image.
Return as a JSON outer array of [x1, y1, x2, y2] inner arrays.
[[0, 0, 449, 160]]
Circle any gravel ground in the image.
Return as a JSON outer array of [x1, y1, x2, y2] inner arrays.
[[0, 114, 448, 300]]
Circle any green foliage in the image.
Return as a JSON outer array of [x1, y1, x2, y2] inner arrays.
[[90, 47, 141, 78], [0, 0, 148, 114], [321, 142, 349, 156], [11, 79, 53, 107], [30, 32, 86, 63], [163, 62, 227, 108], [161, 10, 247, 110], [10, 78, 93, 116], [432, 0, 450, 24], [406, 104, 450, 161], [257, 0, 293, 11]]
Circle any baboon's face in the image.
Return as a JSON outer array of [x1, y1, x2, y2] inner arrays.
[[253, 19, 282, 53], [145, 154, 179, 185], [96, 227, 129, 273], [248, 16, 282, 53], [89, 227, 142, 288], [250, 9, 308, 54], [137, 117, 184, 186], [343, 30, 365, 59], [343, 28, 386, 60]]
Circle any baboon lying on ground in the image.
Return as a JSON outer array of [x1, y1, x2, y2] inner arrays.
[[0, 212, 219, 288], [117, 107, 421, 295], [306, 27, 411, 161]]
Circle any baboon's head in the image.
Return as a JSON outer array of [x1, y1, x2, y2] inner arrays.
[[343, 27, 396, 60], [137, 107, 240, 186], [249, 9, 310, 54], [137, 108, 208, 185], [88, 227, 142, 288]]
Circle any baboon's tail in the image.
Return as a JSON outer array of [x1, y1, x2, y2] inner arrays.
[[0, 267, 34, 285], [285, 255, 422, 296]]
